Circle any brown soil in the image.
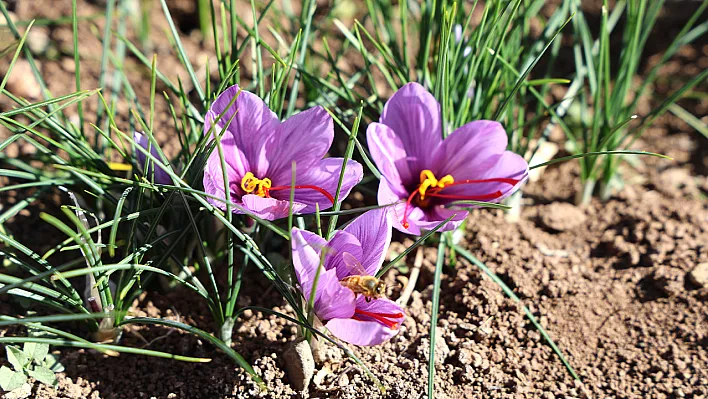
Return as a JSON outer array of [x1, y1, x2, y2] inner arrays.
[[2, 0, 708, 398]]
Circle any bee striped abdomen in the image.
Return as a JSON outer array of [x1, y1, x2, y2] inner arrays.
[[341, 275, 388, 300]]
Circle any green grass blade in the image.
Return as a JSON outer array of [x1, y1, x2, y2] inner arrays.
[[108, 188, 132, 257], [529, 150, 670, 170], [492, 13, 573, 121], [118, 317, 263, 387], [158, 0, 205, 103], [668, 103, 708, 139], [0, 337, 210, 363], [453, 245, 579, 380], [326, 105, 362, 238], [236, 306, 385, 392], [428, 235, 447, 398], [71, 0, 84, 138], [376, 214, 456, 278], [0, 21, 34, 95]]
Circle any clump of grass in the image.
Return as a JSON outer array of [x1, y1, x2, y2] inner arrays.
[[565, 0, 708, 205]]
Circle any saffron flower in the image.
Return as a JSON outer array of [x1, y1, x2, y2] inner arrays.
[[367, 82, 528, 235], [291, 208, 405, 346], [203, 85, 363, 220], [134, 131, 171, 185]]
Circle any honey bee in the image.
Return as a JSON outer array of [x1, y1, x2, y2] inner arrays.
[[339, 252, 388, 301]]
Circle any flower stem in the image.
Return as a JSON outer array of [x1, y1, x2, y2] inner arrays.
[[576, 178, 596, 206], [504, 190, 523, 223], [428, 235, 447, 398], [397, 246, 424, 306]]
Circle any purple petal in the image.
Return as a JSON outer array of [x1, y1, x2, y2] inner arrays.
[[325, 318, 394, 346], [241, 194, 306, 220], [262, 106, 334, 183], [430, 121, 527, 202], [432, 121, 508, 176], [203, 142, 250, 207], [291, 228, 326, 302], [414, 206, 467, 233], [366, 122, 414, 187], [134, 131, 171, 185], [377, 175, 407, 205], [438, 151, 528, 203], [326, 298, 405, 346], [291, 228, 355, 320], [270, 158, 363, 214], [428, 121, 527, 204], [314, 268, 356, 320], [326, 230, 364, 279], [342, 208, 392, 276], [379, 82, 442, 173], [205, 85, 279, 177], [295, 229, 328, 258]]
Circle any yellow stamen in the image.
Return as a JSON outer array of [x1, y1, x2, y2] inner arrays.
[[418, 169, 454, 200], [241, 172, 272, 197], [107, 162, 133, 171]]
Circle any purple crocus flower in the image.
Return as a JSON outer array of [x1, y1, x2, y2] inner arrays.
[[134, 131, 171, 185], [202, 85, 363, 221], [291, 208, 405, 346], [367, 82, 529, 235]]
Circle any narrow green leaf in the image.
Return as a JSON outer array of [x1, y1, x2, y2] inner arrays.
[[668, 103, 708, 139], [428, 235, 447, 398], [0, 20, 34, 95], [0, 338, 210, 363], [326, 104, 362, 238], [377, 214, 456, 278], [453, 245, 579, 380], [529, 150, 671, 170], [117, 317, 264, 388], [159, 0, 205, 102], [108, 187, 132, 257], [71, 0, 84, 138]]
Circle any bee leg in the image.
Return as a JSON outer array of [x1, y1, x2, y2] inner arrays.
[[365, 296, 372, 303]]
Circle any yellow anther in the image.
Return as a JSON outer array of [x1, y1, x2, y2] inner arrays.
[[438, 174, 454, 187], [418, 169, 454, 200], [241, 172, 272, 197], [107, 162, 133, 171]]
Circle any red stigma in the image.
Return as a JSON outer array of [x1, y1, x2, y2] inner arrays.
[[401, 189, 419, 230], [425, 190, 504, 201], [267, 185, 335, 204], [353, 309, 404, 329], [444, 177, 521, 187], [399, 177, 521, 227]]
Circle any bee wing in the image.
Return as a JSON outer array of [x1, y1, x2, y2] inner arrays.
[[342, 252, 369, 276]]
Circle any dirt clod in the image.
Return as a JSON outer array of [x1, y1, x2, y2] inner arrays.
[[538, 202, 587, 232], [283, 338, 315, 392], [650, 266, 686, 296], [688, 262, 708, 288]]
